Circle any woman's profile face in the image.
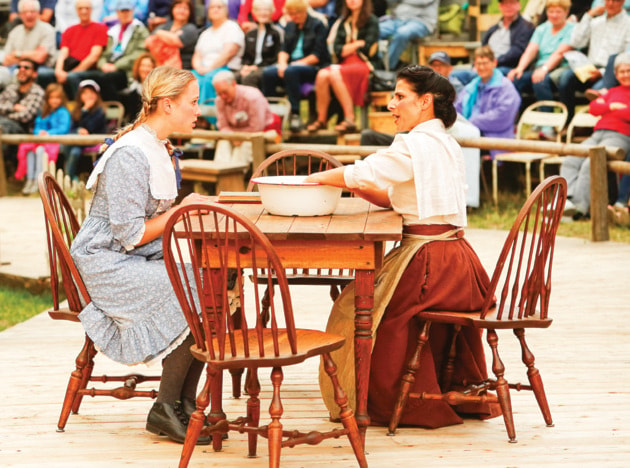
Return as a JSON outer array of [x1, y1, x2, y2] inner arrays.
[[168, 80, 201, 133], [388, 79, 424, 132]]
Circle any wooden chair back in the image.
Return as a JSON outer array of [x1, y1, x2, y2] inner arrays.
[[481, 175, 567, 321], [38, 171, 90, 316], [246, 149, 352, 308], [163, 203, 298, 362], [38, 172, 159, 431], [246, 149, 343, 191]]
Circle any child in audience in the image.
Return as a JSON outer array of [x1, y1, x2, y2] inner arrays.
[[15, 83, 71, 194], [63, 80, 107, 181]]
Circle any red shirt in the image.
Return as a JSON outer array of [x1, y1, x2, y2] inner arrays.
[[589, 85, 630, 136], [61, 22, 108, 61]]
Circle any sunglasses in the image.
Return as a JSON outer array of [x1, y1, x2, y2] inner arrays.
[[18, 64, 34, 70]]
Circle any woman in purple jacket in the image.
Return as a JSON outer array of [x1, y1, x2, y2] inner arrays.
[[455, 46, 521, 159]]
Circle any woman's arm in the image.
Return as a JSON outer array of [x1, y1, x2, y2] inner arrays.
[[305, 167, 392, 208], [208, 43, 240, 70]]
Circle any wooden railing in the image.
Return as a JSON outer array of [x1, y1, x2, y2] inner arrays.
[[1, 129, 627, 242]]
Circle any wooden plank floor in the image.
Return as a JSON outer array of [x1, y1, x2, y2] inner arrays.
[[1, 229, 630, 467]]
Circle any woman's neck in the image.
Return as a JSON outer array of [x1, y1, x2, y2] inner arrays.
[[143, 116, 170, 141], [212, 18, 226, 28]]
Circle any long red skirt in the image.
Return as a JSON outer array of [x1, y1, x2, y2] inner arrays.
[[368, 234, 502, 428], [339, 54, 370, 107]]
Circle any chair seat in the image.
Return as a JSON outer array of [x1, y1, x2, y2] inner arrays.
[[418, 308, 553, 329], [191, 329, 346, 370], [495, 152, 553, 163], [48, 307, 81, 322]]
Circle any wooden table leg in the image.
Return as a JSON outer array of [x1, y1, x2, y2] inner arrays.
[[354, 269, 374, 447]]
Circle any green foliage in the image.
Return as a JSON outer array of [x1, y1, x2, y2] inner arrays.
[[0, 286, 52, 332]]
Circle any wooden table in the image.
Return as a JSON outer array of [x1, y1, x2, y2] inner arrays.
[[214, 197, 402, 443]]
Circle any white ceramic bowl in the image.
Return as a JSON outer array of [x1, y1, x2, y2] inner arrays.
[[251, 175, 342, 217]]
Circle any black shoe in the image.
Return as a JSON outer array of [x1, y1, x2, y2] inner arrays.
[[572, 211, 590, 221], [180, 398, 229, 440], [146, 402, 211, 445]]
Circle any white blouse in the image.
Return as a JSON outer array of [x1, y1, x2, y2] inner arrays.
[[343, 119, 467, 226]]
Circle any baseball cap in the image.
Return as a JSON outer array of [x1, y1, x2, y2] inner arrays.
[[78, 79, 101, 93], [116, 0, 135, 10], [428, 51, 451, 66]]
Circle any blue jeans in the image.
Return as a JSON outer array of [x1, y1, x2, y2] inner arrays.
[[261, 64, 317, 114], [379, 18, 430, 70], [512, 70, 555, 102], [558, 68, 596, 121], [64, 145, 83, 181]]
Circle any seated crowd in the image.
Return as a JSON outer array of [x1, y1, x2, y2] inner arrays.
[[1, 0, 629, 222]]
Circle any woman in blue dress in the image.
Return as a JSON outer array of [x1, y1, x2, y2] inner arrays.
[[70, 66, 211, 445]]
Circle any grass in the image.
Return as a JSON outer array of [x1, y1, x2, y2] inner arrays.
[[468, 191, 630, 244], [0, 285, 53, 332]]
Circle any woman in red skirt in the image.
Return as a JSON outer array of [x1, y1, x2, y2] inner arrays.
[[306, 0, 381, 134], [307, 65, 501, 428]]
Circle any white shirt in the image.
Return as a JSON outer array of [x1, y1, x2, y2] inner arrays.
[[343, 119, 467, 226], [195, 20, 245, 70]]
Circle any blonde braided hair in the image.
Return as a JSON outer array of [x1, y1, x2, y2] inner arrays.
[[98, 66, 196, 155]]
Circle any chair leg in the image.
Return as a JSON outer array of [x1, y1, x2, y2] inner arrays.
[[322, 353, 368, 467], [487, 329, 517, 443], [179, 374, 211, 468], [440, 325, 461, 391], [492, 159, 499, 207], [57, 335, 92, 430], [268, 367, 284, 468], [208, 369, 226, 452], [245, 368, 261, 458], [229, 307, 245, 398], [388, 320, 432, 436], [71, 337, 97, 414], [514, 328, 553, 427]]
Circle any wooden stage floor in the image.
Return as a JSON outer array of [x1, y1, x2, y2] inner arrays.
[[1, 229, 629, 467]]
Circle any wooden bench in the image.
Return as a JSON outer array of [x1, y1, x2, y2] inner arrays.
[[179, 159, 248, 193]]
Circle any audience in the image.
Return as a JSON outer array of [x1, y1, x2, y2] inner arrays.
[[554, 0, 630, 120], [452, 0, 534, 85], [237, 0, 284, 89], [101, 0, 149, 24], [2, 0, 57, 90], [560, 52, 630, 221], [62, 79, 107, 181], [192, 0, 245, 106], [237, 0, 286, 32], [118, 52, 158, 121], [378, 0, 438, 71], [0, 59, 45, 174], [507, 0, 574, 111], [455, 46, 521, 158], [212, 70, 281, 167], [0, 59, 45, 135], [93, 0, 150, 101], [262, 0, 330, 132], [15, 83, 71, 194], [427, 51, 464, 95], [54, 0, 104, 43], [147, 0, 173, 30], [307, 0, 380, 134], [8, 0, 55, 24], [145, 0, 198, 69], [52, 0, 108, 99]]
